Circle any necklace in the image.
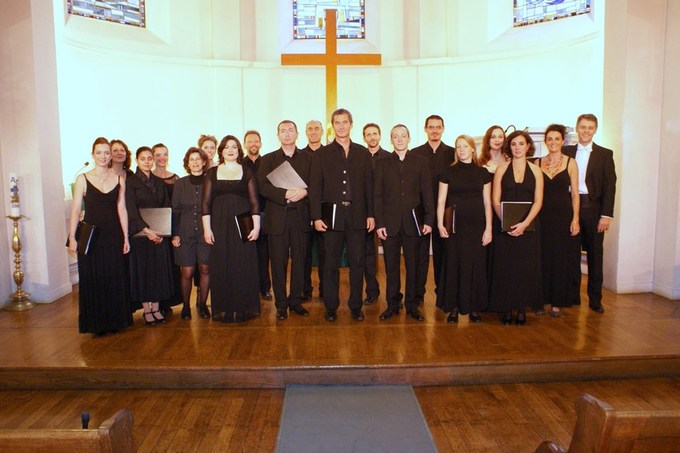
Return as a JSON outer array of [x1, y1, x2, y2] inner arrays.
[[544, 153, 563, 177], [94, 171, 110, 187]]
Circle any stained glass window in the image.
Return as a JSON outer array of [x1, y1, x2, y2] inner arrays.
[[67, 0, 146, 28], [513, 0, 590, 28], [293, 0, 365, 40]]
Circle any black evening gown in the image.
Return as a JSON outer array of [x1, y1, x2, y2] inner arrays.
[[488, 163, 543, 313], [77, 178, 133, 334], [539, 158, 581, 307], [436, 162, 492, 315], [202, 166, 260, 321], [127, 170, 175, 307]]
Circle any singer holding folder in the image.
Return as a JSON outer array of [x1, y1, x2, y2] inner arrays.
[[374, 124, 434, 322], [68, 137, 132, 336], [488, 130, 544, 326], [309, 108, 375, 322], [257, 120, 312, 321], [202, 135, 261, 323]]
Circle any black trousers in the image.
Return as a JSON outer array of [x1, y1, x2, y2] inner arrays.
[[364, 230, 380, 298], [383, 230, 420, 312], [579, 201, 605, 304], [416, 228, 444, 300], [323, 207, 366, 311], [256, 232, 271, 293], [268, 212, 308, 310], [304, 230, 325, 294]]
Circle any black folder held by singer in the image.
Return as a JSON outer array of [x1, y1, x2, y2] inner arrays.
[[235, 212, 254, 242], [66, 221, 97, 255], [321, 202, 347, 231], [411, 205, 426, 236], [134, 207, 172, 237], [501, 201, 535, 232]]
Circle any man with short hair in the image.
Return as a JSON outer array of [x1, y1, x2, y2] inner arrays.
[[243, 130, 272, 301], [301, 120, 325, 300], [309, 108, 375, 322], [374, 124, 434, 321], [563, 114, 616, 313], [257, 120, 312, 320], [411, 115, 455, 304], [362, 123, 390, 305]]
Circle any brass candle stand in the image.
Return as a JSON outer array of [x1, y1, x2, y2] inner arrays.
[[4, 215, 33, 311]]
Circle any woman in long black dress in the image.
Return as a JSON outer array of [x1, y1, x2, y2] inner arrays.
[[202, 135, 261, 323], [537, 124, 581, 316], [436, 135, 493, 323], [68, 137, 132, 335], [127, 146, 175, 326], [171, 147, 211, 320], [488, 130, 544, 325]]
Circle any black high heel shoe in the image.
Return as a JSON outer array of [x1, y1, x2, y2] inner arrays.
[[515, 312, 526, 326], [151, 310, 167, 324], [502, 312, 513, 325], [143, 312, 157, 326], [198, 304, 211, 319], [447, 309, 459, 324], [181, 305, 191, 320]]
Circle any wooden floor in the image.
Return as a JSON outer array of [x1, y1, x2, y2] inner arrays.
[[2, 263, 680, 451], [2, 264, 680, 389], [2, 378, 680, 452]]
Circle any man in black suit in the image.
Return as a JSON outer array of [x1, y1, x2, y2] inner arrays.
[[302, 120, 325, 300], [362, 123, 390, 305], [309, 108, 375, 322], [243, 130, 272, 301], [257, 120, 312, 320], [411, 115, 455, 303], [374, 124, 434, 321], [563, 114, 617, 313]]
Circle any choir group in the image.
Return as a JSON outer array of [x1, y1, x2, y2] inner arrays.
[[67, 109, 616, 336]]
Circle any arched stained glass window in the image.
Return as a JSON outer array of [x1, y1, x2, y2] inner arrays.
[[513, 0, 590, 28], [66, 0, 146, 28], [293, 0, 365, 40]]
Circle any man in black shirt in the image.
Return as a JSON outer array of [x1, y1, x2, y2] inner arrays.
[[410, 115, 455, 304], [301, 120, 325, 299], [243, 130, 272, 301], [362, 123, 390, 305], [309, 108, 375, 322], [257, 120, 312, 320]]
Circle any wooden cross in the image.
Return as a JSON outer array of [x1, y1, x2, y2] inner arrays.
[[281, 9, 382, 126]]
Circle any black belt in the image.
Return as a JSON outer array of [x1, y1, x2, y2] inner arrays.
[[340, 201, 352, 207]]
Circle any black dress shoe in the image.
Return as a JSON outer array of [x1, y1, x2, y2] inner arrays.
[[324, 309, 337, 322], [277, 308, 288, 320], [197, 304, 211, 319], [363, 295, 377, 305], [515, 312, 526, 326], [502, 312, 513, 325], [470, 312, 482, 323], [589, 302, 605, 313], [379, 308, 398, 320], [290, 305, 309, 316], [351, 309, 365, 321], [447, 311, 458, 323], [407, 309, 425, 321], [261, 291, 273, 301], [181, 305, 191, 320]]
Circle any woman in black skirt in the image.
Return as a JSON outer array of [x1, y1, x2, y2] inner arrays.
[[171, 147, 211, 320]]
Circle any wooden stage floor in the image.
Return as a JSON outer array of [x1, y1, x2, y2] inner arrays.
[[1, 268, 680, 390]]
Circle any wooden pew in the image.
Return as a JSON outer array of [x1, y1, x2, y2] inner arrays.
[[536, 393, 680, 452], [0, 408, 134, 452]]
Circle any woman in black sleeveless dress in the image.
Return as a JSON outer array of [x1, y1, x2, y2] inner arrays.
[[537, 124, 581, 316], [202, 135, 261, 322], [488, 130, 544, 325], [68, 137, 132, 335]]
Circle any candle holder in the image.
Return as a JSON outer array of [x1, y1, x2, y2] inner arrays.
[[3, 215, 33, 311]]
